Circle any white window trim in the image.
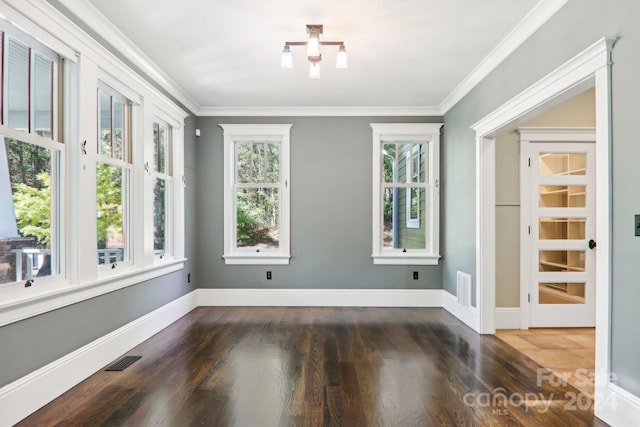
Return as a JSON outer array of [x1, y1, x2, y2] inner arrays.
[[0, 6, 188, 326], [371, 123, 443, 265], [220, 124, 291, 265]]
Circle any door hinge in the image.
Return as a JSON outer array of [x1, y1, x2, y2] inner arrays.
[[528, 293, 531, 303]]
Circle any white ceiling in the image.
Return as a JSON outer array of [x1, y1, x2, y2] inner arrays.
[[68, 0, 559, 115]]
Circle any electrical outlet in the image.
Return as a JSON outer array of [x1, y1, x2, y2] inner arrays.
[[413, 271, 419, 280], [266, 271, 272, 280]]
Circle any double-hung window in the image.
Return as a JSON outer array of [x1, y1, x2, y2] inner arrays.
[[152, 118, 173, 258], [220, 124, 291, 265], [96, 84, 132, 267], [371, 123, 442, 265], [0, 26, 63, 285]]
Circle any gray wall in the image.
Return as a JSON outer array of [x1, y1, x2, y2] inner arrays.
[[194, 116, 443, 290], [443, 0, 640, 397], [0, 116, 197, 387]]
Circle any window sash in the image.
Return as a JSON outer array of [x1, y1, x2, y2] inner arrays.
[[0, 26, 63, 287], [96, 84, 132, 267], [2, 32, 59, 142]]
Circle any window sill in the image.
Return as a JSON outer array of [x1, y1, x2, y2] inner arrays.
[[223, 253, 291, 265], [372, 254, 441, 265], [0, 258, 186, 327]]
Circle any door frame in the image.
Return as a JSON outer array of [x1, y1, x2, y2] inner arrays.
[[471, 37, 616, 420], [520, 131, 596, 328]]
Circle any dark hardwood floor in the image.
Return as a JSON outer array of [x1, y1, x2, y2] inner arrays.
[[18, 307, 607, 426]]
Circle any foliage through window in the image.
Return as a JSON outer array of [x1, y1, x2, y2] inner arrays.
[[221, 124, 291, 265], [371, 123, 442, 265]]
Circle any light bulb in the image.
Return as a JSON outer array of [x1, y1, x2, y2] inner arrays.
[[281, 45, 293, 69], [336, 45, 348, 69], [307, 32, 320, 58], [309, 61, 320, 79]]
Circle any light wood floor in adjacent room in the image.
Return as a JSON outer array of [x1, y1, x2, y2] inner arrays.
[[495, 328, 596, 396], [18, 307, 606, 426]]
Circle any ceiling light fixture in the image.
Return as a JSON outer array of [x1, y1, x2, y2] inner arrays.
[[281, 24, 347, 79]]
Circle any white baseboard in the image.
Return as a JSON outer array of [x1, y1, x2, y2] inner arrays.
[[442, 290, 480, 332], [197, 288, 444, 307], [495, 307, 521, 330], [0, 291, 198, 427], [596, 383, 640, 427]]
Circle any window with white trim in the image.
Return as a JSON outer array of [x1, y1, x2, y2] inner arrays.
[[152, 118, 173, 258], [0, 25, 63, 285], [220, 124, 291, 265], [371, 123, 442, 265], [96, 84, 132, 267], [0, 10, 188, 323]]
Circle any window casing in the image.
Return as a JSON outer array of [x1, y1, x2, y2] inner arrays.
[[371, 123, 442, 265], [220, 124, 291, 265], [0, 26, 63, 286]]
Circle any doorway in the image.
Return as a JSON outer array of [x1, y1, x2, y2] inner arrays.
[[472, 37, 614, 421]]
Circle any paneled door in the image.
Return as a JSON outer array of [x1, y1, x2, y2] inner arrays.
[[521, 129, 596, 327]]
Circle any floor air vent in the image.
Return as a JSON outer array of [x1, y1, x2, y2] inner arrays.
[[105, 355, 141, 371]]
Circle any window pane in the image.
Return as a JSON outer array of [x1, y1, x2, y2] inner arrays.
[[113, 100, 124, 161], [539, 185, 586, 208], [539, 152, 586, 176], [1, 137, 55, 284], [153, 122, 170, 175], [383, 142, 427, 184], [33, 53, 53, 139], [383, 186, 427, 249], [539, 250, 585, 272], [236, 188, 279, 249], [98, 91, 112, 156], [539, 217, 585, 240], [6, 38, 29, 131], [96, 163, 126, 265], [383, 144, 396, 183], [153, 178, 166, 253], [539, 282, 585, 304], [237, 143, 279, 184]]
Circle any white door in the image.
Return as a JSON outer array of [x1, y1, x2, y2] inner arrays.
[[522, 131, 596, 327]]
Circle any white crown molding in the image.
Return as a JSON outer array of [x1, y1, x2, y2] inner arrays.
[[49, 0, 201, 114], [35, 0, 566, 118], [438, 0, 570, 115], [197, 106, 443, 117]]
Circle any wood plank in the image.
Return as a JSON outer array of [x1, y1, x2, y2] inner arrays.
[[16, 307, 608, 426]]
